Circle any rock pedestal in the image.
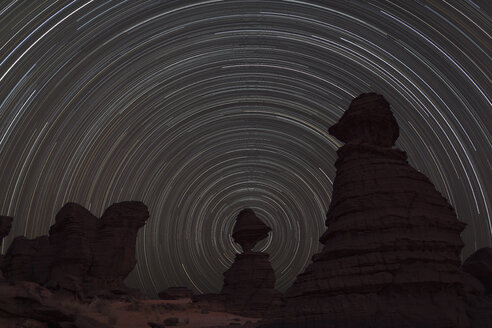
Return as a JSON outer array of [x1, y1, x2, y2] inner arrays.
[[268, 93, 470, 327], [201, 209, 280, 315], [221, 251, 280, 315]]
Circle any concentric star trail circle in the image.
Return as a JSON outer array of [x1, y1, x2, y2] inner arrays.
[[0, 1, 490, 296]]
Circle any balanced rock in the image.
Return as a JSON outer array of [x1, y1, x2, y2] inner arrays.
[[268, 93, 470, 327], [232, 209, 271, 252], [220, 209, 280, 315]]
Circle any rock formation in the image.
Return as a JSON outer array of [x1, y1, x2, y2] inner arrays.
[[158, 286, 194, 300], [48, 203, 99, 284], [3, 235, 51, 284], [0, 280, 111, 328], [2, 201, 149, 299], [87, 201, 149, 290], [0, 216, 12, 243], [220, 209, 280, 315], [0, 216, 13, 277], [232, 208, 271, 252], [263, 93, 470, 327], [193, 209, 280, 316], [461, 247, 492, 327]]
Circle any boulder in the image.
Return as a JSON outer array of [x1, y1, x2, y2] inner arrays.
[[232, 209, 271, 252]]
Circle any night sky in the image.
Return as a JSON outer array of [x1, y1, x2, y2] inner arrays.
[[0, 1, 490, 297]]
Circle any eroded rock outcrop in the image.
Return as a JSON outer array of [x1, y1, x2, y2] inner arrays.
[[49, 203, 99, 284], [3, 236, 51, 284], [89, 201, 149, 290], [264, 93, 470, 327], [461, 247, 492, 327], [2, 201, 149, 299], [0, 280, 111, 328]]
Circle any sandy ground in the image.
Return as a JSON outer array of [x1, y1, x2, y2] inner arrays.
[[84, 298, 261, 328]]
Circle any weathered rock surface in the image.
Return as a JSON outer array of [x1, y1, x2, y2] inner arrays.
[[2, 201, 149, 298], [232, 209, 271, 252], [221, 252, 281, 315], [49, 203, 98, 283], [0, 279, 111, 328], [265, 93, 470, 327], [461, 247, 492, 327], [3, 236, 51, 284], [158, 286, 193, 300], [462, 247, 492, 293], [89, 201, 149, 289], [328, 93, 399, 147]]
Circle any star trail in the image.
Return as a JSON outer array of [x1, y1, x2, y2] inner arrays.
[[0, 0, 490, 297]]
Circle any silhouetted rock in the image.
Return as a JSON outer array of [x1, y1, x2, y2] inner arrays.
[[461, 247, 492, 327], [328, 93, 399, 147], [89, 201, 149, 289], [462, 247, 492, 294], [158, 286, 193, 300], [0, 216, 13, 277], [221, 251, 281, 315], [0, 216, 12, 243], [232, 209, 271, 252], [49, 203, 98, 283], [3, 236, 51, 284], [193, 209, 280, 316], [265, 93, 470, 327], [2, 201, 149, 299]]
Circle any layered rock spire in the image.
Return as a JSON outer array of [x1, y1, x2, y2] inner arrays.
[[266, 93, 470, 327]]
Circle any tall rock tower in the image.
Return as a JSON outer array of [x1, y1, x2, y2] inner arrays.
[[278, 93, 470, 327]]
